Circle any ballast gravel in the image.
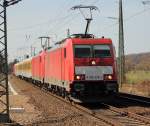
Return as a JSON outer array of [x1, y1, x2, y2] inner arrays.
[[9, 76, 107, 126]]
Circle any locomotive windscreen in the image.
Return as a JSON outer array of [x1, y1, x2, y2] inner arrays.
[[93, 45, 111, 58], [74, 45, 111, 58], [74, 45, 92, 58]]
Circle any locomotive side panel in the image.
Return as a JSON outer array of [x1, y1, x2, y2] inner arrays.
[[44, 40, 74, 92], [40, 51, 46, 83], [32, 51, 46, 83], [32, 56, 40, 81], [62, 40, 74, 91], [45, 48, 62, 87]]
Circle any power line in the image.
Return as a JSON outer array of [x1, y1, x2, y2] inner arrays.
[[8, 1, 101, 33], [8, 14, 74, 32], [8, 1, 80, 32], [125, 7, 150, 21], [99, 7, 150, 32], [46, 1, 100, 37], [9, 1, 101, 60], [45, 12, 80, 36], [43, 0, 77, 34], [52, 14, 80, 36]]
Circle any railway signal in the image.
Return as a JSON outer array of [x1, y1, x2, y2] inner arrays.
[[0, 0, 21, 123], [71, 5, 99, 36]]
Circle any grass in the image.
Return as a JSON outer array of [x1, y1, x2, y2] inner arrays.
[[126, 70, 150, 84]]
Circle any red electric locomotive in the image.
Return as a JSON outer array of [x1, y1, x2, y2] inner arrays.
[[44, 34, 118, 102], [14, 5, 118, 103], [14, 34, 118, 103], [32, 50, 46, 84]]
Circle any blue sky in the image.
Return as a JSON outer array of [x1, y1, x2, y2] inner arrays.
[[7, 0, 150, 61]]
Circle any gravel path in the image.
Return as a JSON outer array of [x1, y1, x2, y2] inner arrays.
[[9, 76, 107, 126]]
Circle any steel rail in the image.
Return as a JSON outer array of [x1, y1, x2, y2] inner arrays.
[[101, 103, 150, 125], [37, 87, 123, 126], [117, 93, 150, 105], [11, 77, 150, 126], [17, 81, 122, 126]]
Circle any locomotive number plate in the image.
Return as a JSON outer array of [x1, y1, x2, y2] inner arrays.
[[86, 75, 103, 80]]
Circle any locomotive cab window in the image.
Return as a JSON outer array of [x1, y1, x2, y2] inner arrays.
[[93, 45, 111, 58], [64, 48, 66, 58], [74, 45, 92, 58]]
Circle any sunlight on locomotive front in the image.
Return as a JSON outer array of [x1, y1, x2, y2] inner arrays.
[[71, 40, 118, 102]]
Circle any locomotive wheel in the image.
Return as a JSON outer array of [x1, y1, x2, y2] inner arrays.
[[62, 89, 66, 98]]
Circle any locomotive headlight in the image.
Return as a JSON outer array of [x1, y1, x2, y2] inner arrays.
[[75, 75, 85, 80], [74, 83, 85, 92], [92, 61, 96, 65], [76, 75, 81, 80], [108, 75, 112, 80], [104, 74, 113, 80]]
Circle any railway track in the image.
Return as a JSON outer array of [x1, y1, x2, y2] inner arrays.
[[9, 77, 150, 126], [32, 86, 121, 126], [84, 103, 150, 126], [98, 103, 150, 126], [117, 92, 150, 119], [117, 92, 150, 105], [27, 82, 150, 126], [83, 92, 150, 126]]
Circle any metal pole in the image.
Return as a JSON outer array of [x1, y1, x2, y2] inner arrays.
[[4, 0, 9, 121], [33, 47, 36, 56], [85, 18, 92, 35], [0, 0, 21, 122], [118, 0, 125, 86], [31, 46, 32, 57], [47, 37, 50, 48], [0, 0, 10, 122], [67, 29, 70, 38]]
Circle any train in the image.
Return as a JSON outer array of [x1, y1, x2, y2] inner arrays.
[[14, 34, 118, 103]]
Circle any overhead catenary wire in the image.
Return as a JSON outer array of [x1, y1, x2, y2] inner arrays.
[[9, 1, 146, 42], [44, 12, 81, 38], [99, 7, 150, 32], [8, 1, 79, 32], [9, 0, 150, 63], [8, 0, 100, 33], [9, 0, 101, 60], [8, 14, 75, 32], [52, 14, 81, 38], [50, 1, 100, 38], [13, 0, 148, 59], [54, 0, 77, 19]]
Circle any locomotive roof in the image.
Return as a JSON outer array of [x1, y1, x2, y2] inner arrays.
[[46, 36, 112, 53], [71, 38, 112, 44], [15, 35, 113, 64], [55, 34, 112, 44]]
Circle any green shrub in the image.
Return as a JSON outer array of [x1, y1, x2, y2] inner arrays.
[[126, 71, 150, 84]]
